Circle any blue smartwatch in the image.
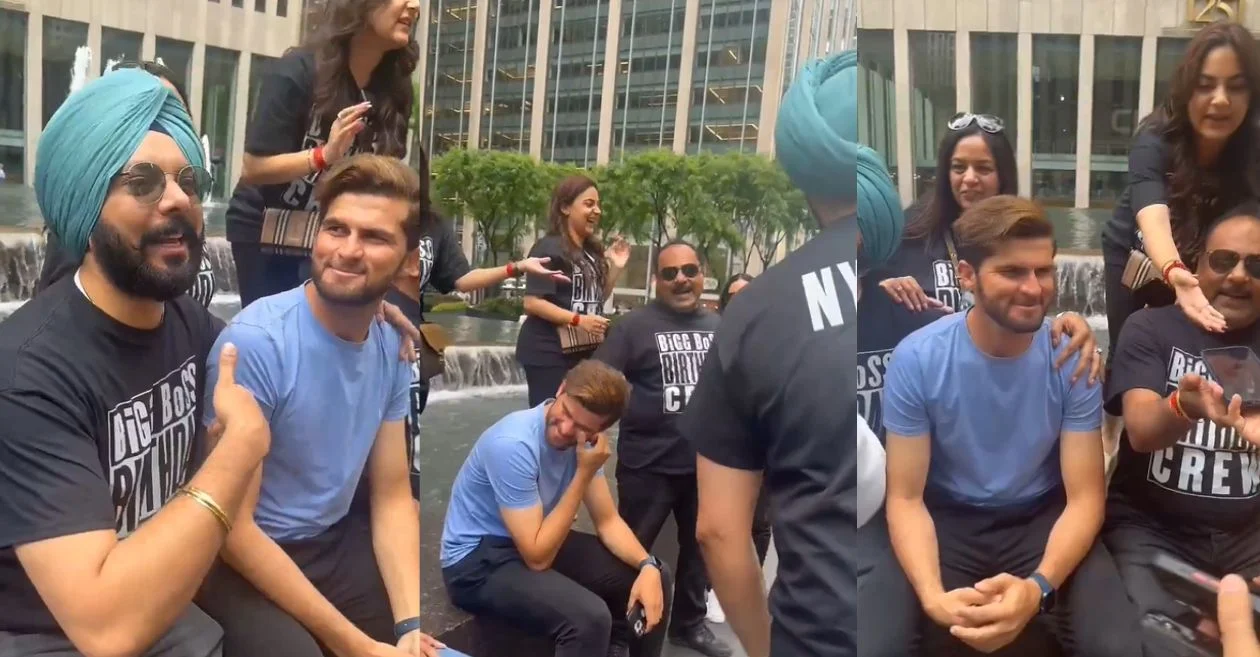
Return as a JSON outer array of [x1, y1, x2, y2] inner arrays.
[[1028, 572, 1056, 614], [394, 616, 422, 640]]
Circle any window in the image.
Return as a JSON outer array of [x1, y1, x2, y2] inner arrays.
[[857, 29, 897, 185], [42, 18, 89, 127], [1154, 37, 1190, 112], [1031, 34, 1080, 206], [155, 38, 196, 120], [203, 47, 241, 200], [100, 28, 143, 74], [1090, 36, 1141, 207], [970, 32, 1018, 154], [908, 31, 956, 199]]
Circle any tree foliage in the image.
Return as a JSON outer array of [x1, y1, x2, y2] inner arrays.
[[429, 147, 804, 273]]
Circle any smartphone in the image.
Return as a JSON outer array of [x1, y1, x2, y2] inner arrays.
[[1201, 346, 1260, 409], [1151, 552, 1260, 625], [1139, 613, 1219, 657], [627, 602, 647, 637]]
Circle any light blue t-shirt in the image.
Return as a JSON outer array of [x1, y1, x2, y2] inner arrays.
[[882, 312, 1102, 507], [440, 401, 604, 568], [204, 285, 411, 541]]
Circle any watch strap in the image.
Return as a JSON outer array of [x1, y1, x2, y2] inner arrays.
[[637, 556, 660, 571], [394, 616, 421, 640], [1028, 572, 1054, 613]]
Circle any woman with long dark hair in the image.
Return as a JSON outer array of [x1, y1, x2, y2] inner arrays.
[[1101, 21, 1260, 356], [516, 175, 631, 406], [36, 59, 222, 309], [869, 113, 1103, 381], [226, 0, 419, 307]]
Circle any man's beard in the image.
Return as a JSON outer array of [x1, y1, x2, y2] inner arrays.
[[974, 280, 1047, 334], [90, 217, 204, 302], [310, 259, 396, 308]]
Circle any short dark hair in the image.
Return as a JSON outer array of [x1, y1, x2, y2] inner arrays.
[[719, 273, 754, 311], [651, 239, 702, 272], [315, 154, 422, 251], [1204, 200, 1260, 242], [953, 195, 1055, 268], [563, 360, 631, 426]]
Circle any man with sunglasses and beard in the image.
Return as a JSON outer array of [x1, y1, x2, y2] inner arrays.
[[0, 70, 270, 657], [1103, 201, 1260, 654], [592, 240, 732, 657]]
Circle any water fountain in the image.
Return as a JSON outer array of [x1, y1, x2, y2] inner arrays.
[[67, 46, 92, 96]]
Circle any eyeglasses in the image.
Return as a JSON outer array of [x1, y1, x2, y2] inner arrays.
[[1207, 249, 1260, 278], [947, 112, 1005, 134], [660, 264, 701, 280], [113, 162, 214, 206]]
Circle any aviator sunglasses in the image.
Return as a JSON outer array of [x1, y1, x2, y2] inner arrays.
[[660, 264, 701, 280], [1206, 249, 1260, 278], [113, 162, 214, 206], [947, 112, 1005, 134]]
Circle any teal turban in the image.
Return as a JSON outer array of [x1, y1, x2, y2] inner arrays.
[[776, 50, 904, 270], [35, 68, 205, 258]]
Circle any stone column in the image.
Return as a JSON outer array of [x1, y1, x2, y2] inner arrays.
[[23, 10, 44, 187], [1074, 34, 1094, 209], [595, 0, 623, 165]]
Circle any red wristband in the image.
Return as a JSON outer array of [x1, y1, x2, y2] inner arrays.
[[1162, 260, 1187, 285], [570, 313, 581, 327], [506, 262, 517, 277], [313, 145, 327, 171], [1169, 390, 1187, 420]]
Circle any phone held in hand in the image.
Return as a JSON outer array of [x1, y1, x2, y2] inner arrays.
[[1139, 613, 1218, 657], [627, 602, 647, 637], [1201, 346, 1260, 410], [1151, 552, 1260, 625]]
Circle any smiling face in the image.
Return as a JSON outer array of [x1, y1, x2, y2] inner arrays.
[[310, 192, 411, 307], [1199, 214, 1260, 330], [957, 237, 1058, 334], [367, 0, 420, 49], [90, 131, 205, 301], [1190, 45, 1250, 144], [563, 185, 602, 242], [949, 135, 1001, 211], [654, 243, 705, 312]]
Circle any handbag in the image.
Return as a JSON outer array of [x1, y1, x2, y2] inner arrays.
[[557, 322, 603, 355], [1120, 249, 1164, 293], [417, 323, 452, 379]]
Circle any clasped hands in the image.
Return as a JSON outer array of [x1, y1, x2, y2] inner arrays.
[[924, 574, 1041, 653]]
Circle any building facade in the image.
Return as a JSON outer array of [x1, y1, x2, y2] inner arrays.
[[857, 0, 1244, 217], [0, 0, 302, 198]]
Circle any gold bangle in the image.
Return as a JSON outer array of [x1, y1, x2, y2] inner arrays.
[[178, 486, 232, 534]]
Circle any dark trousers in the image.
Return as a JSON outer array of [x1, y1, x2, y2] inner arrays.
[[194, 508, 395, 657], [857, 511, 919, 657], [616, 465, 708, 635], [522, 353, 588, 407], [231, 241, 311, 308], [864, 491, 1137, 657], [0, 606, 223, 657], [1102, 499, 1260, 656], [1102, 255, 1174, 379], [443, 532, 674, 657]]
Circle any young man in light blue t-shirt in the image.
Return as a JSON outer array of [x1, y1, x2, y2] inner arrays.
[[441, 359, 671, 657], [194, 155, 444, 657], [875, 196, 1134, 657]]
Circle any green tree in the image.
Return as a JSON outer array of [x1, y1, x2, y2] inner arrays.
[[605, 150, 704, 249], [431, 149, 546, 266], [700, 152, 811, 272]]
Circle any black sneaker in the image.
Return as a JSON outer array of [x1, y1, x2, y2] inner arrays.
[[668, 624, 733, 657]]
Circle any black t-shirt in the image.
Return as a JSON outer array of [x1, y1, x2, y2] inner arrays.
[[224, 50, 390, 246], [0, 277, 220, 633], [1106, 305, 1260, 530], [417, 215, 471, 321], [594, 301, 720, 473], [515, 235, 605, 367], [873, 233, 973, 314], [35, 230, 218, 309], [385, 289, 424, 501], [1101, 128, 1170, 259], [680, 218, 857, 657], [856, 275, 942, 443]]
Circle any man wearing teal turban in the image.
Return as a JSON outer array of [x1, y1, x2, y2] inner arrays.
[[686, 52, 859, 657], [0, 69, 271, 656]]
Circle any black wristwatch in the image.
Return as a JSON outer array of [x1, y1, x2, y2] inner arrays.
[[638, 555, 662, 572], [394, 616, 421, 640], [1028, 572, 1056, 614]]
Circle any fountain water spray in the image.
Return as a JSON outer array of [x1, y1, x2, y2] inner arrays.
[[68, 46, 92, 95], [103, 58, 120, 75]]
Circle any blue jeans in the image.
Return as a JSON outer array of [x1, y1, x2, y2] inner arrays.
[[439, 649, 472, 657]]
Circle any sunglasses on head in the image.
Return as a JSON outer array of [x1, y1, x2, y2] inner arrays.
[[113, 162, 214, 206], [947, 112, 1005, 134], [1207, 249, 1260, 278], [660, 264, 701, 281]]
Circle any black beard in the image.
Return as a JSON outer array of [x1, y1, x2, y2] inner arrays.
[[89, 218, 204, 302], [310, 261, 396, 308]]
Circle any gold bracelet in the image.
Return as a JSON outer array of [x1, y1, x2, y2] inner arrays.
[[178, 486, 232, 534]]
